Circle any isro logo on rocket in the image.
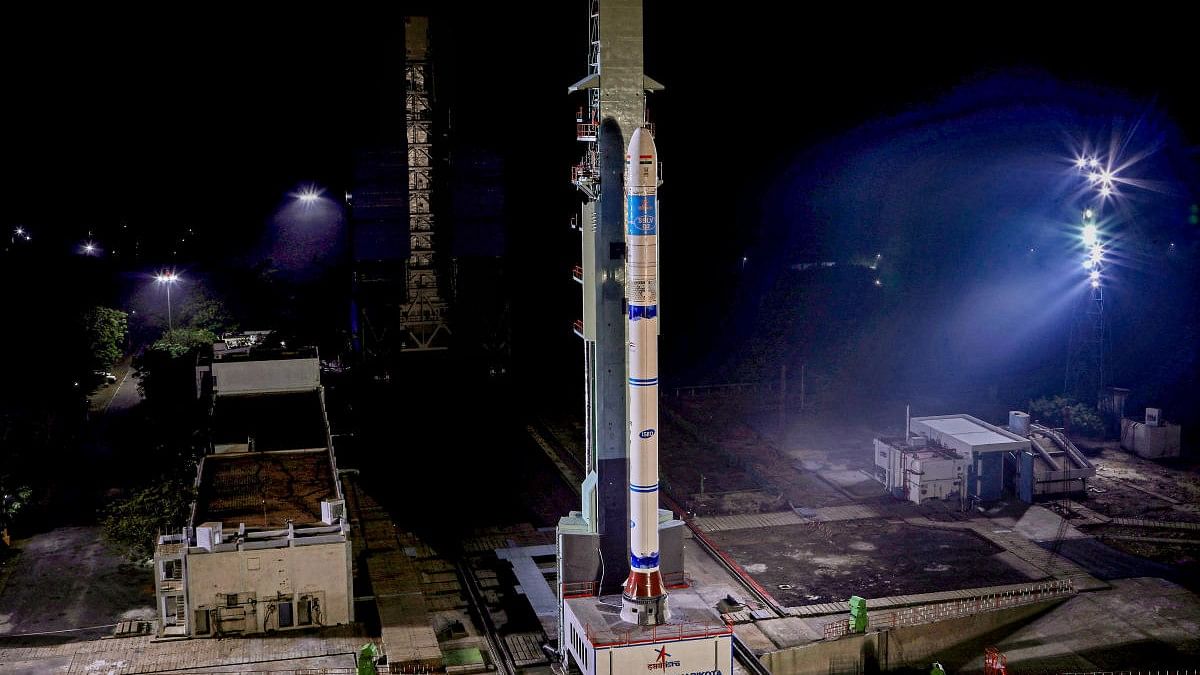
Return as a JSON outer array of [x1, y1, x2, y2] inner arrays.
[[639, 428, 656, 438]]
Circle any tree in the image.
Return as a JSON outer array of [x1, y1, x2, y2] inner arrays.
[[1028, 394, 1105, 437], [178, 290, 237, 336], [101, 475, 194, 562], [151, 327, 218, 358], [0, 476, 33, 546], [82, 306, 128, 370]]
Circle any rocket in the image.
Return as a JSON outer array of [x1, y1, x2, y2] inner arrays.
[[621, 127, 669, 626]]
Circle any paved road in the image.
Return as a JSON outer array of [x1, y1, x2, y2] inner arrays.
[[0, 527, 154, 641]]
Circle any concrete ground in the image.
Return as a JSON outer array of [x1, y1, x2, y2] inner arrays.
[[0, 624, 373, 674], [710, 519, 1036, 606], [0, 527, 155, 641], [960, 577, 1200, 672]]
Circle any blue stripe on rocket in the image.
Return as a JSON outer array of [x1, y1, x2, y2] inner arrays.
[[629, 305, 658, 320], [631, 552, 661, 569]]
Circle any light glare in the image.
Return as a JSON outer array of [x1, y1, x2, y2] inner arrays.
[[1082, 224, 1098, 247]]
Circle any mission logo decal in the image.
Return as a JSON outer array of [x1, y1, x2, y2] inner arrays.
[[647, 646, 680, 670]]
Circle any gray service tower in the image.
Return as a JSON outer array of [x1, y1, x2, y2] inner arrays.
[[556, 12, 730, 673], [557, 0, 700, 665]]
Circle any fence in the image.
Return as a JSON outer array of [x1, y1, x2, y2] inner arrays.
[[1065, 667, 1195, 672], [586, 621, 732, 648], [823, 579, 1075, 639]]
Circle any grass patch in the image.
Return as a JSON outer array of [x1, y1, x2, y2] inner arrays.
[[0, 543, 23, 600]]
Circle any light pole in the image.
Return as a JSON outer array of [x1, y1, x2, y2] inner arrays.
[[155, 271, 180, 331]]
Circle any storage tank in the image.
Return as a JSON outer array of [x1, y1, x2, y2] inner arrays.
[[1009, 411, 1031, 437]]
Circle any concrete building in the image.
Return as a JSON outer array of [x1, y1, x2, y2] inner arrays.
[[153, 346, 352, 638], [873, 436, 968, 505], [910, 415, 1031, 502]]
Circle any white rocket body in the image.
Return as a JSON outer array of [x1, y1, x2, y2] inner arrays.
[[620, 127, 669, 625]]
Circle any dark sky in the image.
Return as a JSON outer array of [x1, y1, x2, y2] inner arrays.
[[4, 7, 1195, 230], [3, 5, 1197, 417]]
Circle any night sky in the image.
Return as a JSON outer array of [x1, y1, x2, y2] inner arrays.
[[2, 6, 1198, 424]]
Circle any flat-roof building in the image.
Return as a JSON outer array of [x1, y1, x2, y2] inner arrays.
[[909, 414, 1031, 502], [153, 345, 352, 638]]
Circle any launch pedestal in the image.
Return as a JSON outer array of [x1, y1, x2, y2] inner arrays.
[[562, 595, 733, 675]]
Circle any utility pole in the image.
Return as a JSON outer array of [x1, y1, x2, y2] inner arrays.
[[779, 364, 787, 440]]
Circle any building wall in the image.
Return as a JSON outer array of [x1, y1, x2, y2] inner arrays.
[[602, 636, 732, 674], [211, 358, 320, 395], [760, 599, 1062, 674], [874, 440, 966, 504], [1120, 419, 1182, 459], [969, 452, 1006, 501], [185, 541, 352, 636], [909, 456, 965, 504]]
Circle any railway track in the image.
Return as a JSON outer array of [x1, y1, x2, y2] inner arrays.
[[456, 560, 517, 674]]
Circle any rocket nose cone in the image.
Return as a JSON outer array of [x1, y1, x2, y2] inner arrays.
[[628, 126, 656, 158]]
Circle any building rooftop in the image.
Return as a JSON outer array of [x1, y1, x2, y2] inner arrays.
[[911, 414, 1029, 453], [211, 391, 327, 452], [193, 449, 337, 529], [211, 346, 318, 362]]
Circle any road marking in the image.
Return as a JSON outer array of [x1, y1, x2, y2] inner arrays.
[[102, 370, 133, 415]]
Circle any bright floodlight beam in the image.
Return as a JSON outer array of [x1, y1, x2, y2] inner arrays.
[[297, 186, 323, 204], [1082, 223, 1098, 247], [155, 271, 180, 331]]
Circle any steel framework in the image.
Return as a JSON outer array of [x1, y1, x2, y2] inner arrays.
[[401, 17, 450, 352]]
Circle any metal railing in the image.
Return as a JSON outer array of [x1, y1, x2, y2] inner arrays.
[[586, 620, 732, 648], [823, 579, 1075, 639], [561, 580, 597, 599], [1060, 667, 1200, 672]]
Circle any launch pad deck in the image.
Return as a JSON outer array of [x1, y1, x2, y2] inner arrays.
[[564, 595, 731, 646]]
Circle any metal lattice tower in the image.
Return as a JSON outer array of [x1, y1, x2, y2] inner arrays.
[[401, 17, 450, 352]]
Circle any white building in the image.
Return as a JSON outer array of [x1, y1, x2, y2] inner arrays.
[[153, 346, 352, 638], [873, 437, 968, 505], [910, 415, 1030, 502]]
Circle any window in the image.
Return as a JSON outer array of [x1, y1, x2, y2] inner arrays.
[[298, 596, 313, 626], [227, 593, 239, 608], [162, 559, 182, 580], [194, 609, 210, 635], [164, 595, 185, 625], [277, 600, 294, 628]]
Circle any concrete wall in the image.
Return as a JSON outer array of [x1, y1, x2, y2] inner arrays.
[[1121, 418, 1182, 459], [760, 599, 1061, 674], [185, 540, 352, 635], [211, 358, 319, 395]]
